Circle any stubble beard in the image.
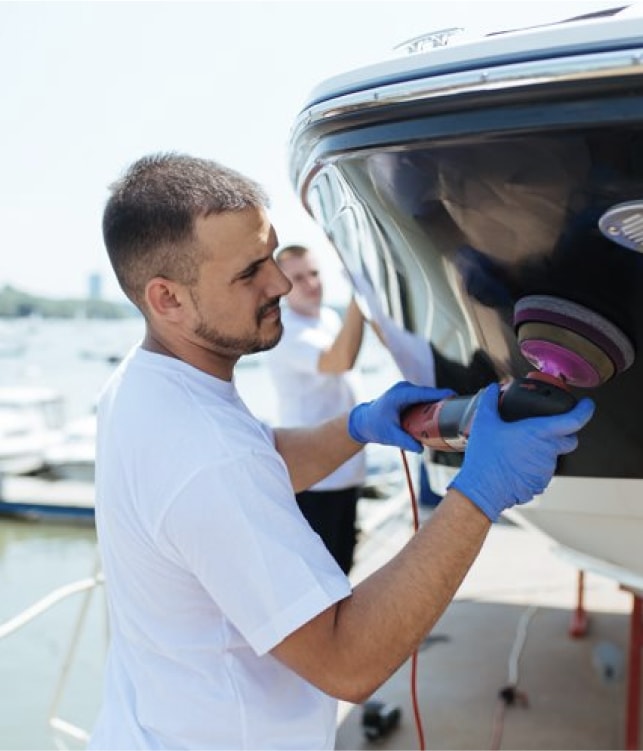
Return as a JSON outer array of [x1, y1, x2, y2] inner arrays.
[[193, 300, 283, 357]]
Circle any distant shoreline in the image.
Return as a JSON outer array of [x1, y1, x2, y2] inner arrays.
[[0, 284, 138, 319]]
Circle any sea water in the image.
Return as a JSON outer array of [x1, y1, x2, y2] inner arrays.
[[0, 316, 401, 750]]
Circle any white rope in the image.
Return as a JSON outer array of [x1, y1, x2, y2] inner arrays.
[[508, 604, 538, 686]]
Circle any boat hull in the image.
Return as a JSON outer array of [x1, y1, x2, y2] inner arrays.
[[0, 476, 94, 524], [430, 464, 643, 585], [289, 8, 643, 585]]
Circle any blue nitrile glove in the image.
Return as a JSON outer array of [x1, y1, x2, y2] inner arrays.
[[449, 383, 595, 521], [348, 381, 456, 453]]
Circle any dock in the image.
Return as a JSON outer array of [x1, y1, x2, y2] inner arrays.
[[0, 473, 640, 748], [0, 475, 94, 523], [340, 492, 639, 750]]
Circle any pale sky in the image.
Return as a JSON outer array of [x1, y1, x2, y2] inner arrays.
[[0, 0, 619, 303]]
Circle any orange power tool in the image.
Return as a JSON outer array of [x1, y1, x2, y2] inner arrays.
[[401, 372, 576, 451]]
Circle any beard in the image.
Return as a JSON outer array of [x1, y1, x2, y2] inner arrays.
[[192, 298, 283, 357]]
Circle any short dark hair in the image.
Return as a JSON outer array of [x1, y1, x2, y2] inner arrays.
[[274, 244, 310, 265], [103, 152, 269, 306]]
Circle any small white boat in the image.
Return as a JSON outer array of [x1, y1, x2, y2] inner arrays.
[[0, 387, 66, 475], [0, 474, 94, 523], [44, 414, 96, 482]]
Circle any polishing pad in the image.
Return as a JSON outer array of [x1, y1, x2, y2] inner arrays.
[[514, 295, 635, 387]]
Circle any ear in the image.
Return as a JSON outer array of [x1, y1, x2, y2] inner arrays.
[[144, 277, 186, 322]]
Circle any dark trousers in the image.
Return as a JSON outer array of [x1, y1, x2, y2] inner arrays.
[[295, 487, 360, 575]]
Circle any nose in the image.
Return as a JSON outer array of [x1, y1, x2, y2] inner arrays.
[[270, 258, 293, 297], [305, 273, 321, 293]]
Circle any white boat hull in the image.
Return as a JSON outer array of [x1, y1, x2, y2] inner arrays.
[[508, 477, 643, 585], [429, 463, 643, 586], [0, 475, 94, 523], [0, 450, 48, 476]]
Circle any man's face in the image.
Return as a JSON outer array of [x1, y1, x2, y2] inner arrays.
[[278, 251, 323, 317], [186, 207, 292, 358]]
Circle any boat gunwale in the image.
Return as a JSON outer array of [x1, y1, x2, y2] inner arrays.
[[297, 49, 643, 127], [290, 46, 643, 194], [299, 9, 643, 110]]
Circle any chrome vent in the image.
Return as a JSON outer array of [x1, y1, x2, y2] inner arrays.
[[598, 200, 643, 252]]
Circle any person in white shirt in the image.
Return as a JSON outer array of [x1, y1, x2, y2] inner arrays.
[[89, 152, 594, 750], [267, 244, 365, 574]]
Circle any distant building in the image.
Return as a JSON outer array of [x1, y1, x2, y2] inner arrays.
[[88, 273, 102, 300]]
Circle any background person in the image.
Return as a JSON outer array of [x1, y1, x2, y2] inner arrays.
[[349, 267, 444, 508], [267, 244, 366, 574], [88, 152, 594, 751]]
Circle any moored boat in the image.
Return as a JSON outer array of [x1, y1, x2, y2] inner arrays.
[[288, 5, 643, 586], [0, 387, 66, 475], [43, 413, 96, 482], [0, 474, 94, 523]]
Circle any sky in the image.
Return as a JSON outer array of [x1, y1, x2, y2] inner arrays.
[[0, 0, 623, 304]]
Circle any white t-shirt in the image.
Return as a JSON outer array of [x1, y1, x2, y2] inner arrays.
[[267, 305, 367, 491], [88, 347, 351, 750]]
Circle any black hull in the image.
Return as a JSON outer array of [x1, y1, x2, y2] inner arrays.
[[290, 12, 643, 481]]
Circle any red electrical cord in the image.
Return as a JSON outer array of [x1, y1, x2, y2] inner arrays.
[[400, 450, 532, 751], [400, 449, 426, 751]]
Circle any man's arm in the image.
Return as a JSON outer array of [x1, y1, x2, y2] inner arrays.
[[317, 297, 364, 373], [271, 385, 595, 702], [274, 381, 458, 492], [271, 488, 489, 703], [274, 417, 360, 493]]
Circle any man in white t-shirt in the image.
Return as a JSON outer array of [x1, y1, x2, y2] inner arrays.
[[267, 244, 366, 574], [88, 153, 594, 750]]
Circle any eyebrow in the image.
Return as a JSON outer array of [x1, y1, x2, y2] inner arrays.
[[233, 252, 273, 281]]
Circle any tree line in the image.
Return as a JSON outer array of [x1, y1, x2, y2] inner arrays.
[[0, 285, 137, 319]]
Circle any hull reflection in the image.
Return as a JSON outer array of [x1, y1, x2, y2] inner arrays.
[[289, 6, 643, 584]]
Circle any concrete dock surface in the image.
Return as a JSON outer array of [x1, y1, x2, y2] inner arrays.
[[336, 492, 638, 750]]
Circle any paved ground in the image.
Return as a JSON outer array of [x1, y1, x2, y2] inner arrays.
[[335, 492, 638, 750]]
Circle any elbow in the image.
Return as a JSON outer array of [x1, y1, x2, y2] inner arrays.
[[335, 683, 377, 705], [317, 671, 382, 704]]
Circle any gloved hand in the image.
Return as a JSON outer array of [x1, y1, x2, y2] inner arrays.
[[348, 381, 456, 453], [449, 383, 595, 521]]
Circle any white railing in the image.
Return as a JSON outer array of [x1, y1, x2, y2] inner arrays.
[[0, 554, 105, 749]]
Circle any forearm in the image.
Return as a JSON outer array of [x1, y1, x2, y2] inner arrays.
[[272, 488, 490, 701], [271, 384, 594, 701], [274, 416, 363, 492], [318, 298, 364, 373], [332, 489, 490, 697]]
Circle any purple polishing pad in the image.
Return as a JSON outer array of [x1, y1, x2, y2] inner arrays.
[[514, 295, 635, 386], [519, 340, 601, 387]]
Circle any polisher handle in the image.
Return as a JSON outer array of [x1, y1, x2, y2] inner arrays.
[[499, 374, 577, 422], [401, 374, 578, 452], [400, 394, 478, 451]]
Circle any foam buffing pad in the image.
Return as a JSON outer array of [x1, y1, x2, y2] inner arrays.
[[514, 295, 635, 388]]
